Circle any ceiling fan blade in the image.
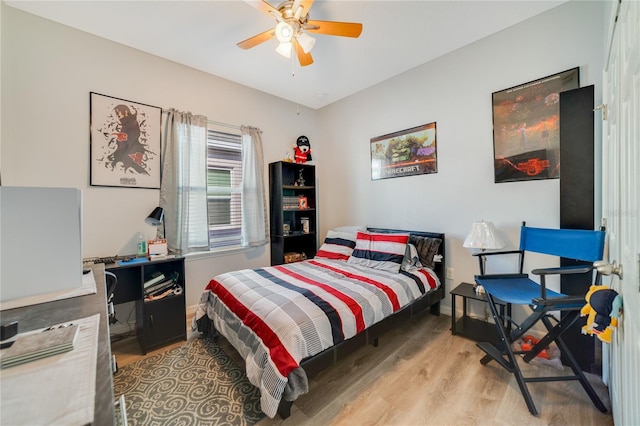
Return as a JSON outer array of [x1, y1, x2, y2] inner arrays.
[[293, 39, 313, 66], [306, 20, 363, 38], [237, 28, 275, 50], [247, 0, 282, 19], [298, 0, 315, 17]]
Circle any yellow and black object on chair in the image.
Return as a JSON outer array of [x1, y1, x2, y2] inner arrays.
[[473, 222, 608, 417]]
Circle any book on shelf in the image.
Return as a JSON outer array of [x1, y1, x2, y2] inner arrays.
[[144, 278, 176, 296], [143, 272, 165, 288], [0, 324, 79, 369]]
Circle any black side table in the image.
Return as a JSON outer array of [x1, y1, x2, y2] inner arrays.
[[450, 282, 511, 344]]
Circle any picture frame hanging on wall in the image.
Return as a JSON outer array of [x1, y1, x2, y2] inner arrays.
[[492, 67, 580, 183], [370, 122, 437, 180], [90, 92, 162, 189]]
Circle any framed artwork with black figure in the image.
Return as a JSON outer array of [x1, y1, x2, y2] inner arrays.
[[90, 92, 162, 189]]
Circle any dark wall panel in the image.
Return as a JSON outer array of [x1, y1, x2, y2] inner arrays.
[[559, 85, 597, 373]]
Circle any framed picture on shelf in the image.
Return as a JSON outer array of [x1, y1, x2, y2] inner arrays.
[[370, 122, 437, 180], [492, 67, 579, 183], [90, 92, 162, 189], [298, 196, 308, 209]]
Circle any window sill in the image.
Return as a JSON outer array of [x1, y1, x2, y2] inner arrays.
[[184, 246, 251, 261]]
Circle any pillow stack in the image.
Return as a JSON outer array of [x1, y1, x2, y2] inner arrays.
[[315, 227, 441, 275], [347, 231, 410, 273]]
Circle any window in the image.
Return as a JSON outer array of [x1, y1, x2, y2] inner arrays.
[[207, 129, 242, 249]]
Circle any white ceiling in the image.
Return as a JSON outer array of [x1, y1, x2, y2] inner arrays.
[[6, 0, 567, 109]]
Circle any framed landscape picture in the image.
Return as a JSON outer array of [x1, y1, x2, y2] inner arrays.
[[371, 122, 437, 180], [90, 92, 162, 189], [492, 67, 579, 183]]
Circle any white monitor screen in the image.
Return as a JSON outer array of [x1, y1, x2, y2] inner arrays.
[[0, 187, 83, 308]]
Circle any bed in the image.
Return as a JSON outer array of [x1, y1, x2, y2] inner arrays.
[[193, 227, 446, 418]]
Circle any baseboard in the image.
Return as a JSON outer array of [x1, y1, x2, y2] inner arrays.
[[187, 304, 198, 319]]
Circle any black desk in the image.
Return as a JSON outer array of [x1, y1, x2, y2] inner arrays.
[[0, 264, 115, 425], [106, 257, 187, 354]]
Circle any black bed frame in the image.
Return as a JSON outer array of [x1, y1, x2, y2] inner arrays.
[[276, 228, 446, 418]]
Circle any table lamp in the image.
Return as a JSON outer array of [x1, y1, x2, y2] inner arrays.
[[463, 220, 505, 277], [145, 207, 167, 257], [145, 207, 164, 226]]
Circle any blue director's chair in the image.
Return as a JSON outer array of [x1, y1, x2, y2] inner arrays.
[[473, 223, 608, 416]]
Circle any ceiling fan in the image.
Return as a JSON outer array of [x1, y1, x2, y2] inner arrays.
[[237, 0, 363, 66]]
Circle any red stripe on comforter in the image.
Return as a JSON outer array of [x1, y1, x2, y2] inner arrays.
[[205, 279, 299, 377], [307, 260, 401, 311], [417, 268, 438, 289], [273, 265, 366, 334]]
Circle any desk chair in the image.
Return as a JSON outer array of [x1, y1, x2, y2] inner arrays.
[[473, 223, 608, 416], [105, 271, 118, 325], [105, 271, 120, 374]]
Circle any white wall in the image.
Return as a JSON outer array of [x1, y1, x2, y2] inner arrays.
[[316, 1, 605, 316], [0, 5, 317, 308]]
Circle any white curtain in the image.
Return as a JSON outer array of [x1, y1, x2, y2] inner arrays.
[[160, 109, 209, 254], [240, 125, 268, 247]]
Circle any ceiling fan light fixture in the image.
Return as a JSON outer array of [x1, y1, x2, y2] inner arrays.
[[276, 41, 292, 58], [296, 31, 316, 53], [275, 21, 294, 43]]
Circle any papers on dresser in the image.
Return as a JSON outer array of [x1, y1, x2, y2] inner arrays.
[[0, 314, 99, 426]]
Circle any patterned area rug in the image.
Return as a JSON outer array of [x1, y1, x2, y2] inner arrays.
[[113, 337, 263, 425]]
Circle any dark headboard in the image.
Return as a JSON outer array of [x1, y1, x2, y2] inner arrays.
[[367, 227, 446, 286]]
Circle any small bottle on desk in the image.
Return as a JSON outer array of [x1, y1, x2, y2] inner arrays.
[[137, 233, 147, 257]]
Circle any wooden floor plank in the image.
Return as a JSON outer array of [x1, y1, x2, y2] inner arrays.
[[111, 311, 613, 425]]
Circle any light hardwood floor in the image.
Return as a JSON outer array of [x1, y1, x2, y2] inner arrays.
[[111, 312, 613, 426]]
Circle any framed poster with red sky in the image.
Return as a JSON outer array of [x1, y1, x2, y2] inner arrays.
[[492, 67, 579, 183]]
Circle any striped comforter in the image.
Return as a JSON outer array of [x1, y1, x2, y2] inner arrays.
[[193, 258, 441, 418]]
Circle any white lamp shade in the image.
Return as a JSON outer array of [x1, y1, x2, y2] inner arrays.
[[276, 41, 292, 58], [463, 220, 505, 250], [296, 31, 316, 53], [275, 22, 294, 43]]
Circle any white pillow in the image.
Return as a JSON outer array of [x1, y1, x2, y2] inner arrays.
[[332, 225, 366, 235]]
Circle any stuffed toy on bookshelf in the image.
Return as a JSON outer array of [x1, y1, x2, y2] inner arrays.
[[294, 135, 312, 164]]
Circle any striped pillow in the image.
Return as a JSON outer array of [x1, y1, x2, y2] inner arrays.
[[314, 230, 357, 261], [347, 231, 409, 273]]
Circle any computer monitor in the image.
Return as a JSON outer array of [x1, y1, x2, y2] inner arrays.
[[0, 187, 83, 309]]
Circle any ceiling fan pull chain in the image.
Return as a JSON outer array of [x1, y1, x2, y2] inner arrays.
[[292, 54, 301, 116]]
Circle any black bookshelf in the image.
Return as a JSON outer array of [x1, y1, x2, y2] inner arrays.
[[269, 161, 317, 265]]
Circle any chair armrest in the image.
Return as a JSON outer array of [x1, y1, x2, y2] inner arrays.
[[531, 265, 594, 276], [472, 250, 522, 257], [475, 273, 529, 280], [532, 295, 585, 306]]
